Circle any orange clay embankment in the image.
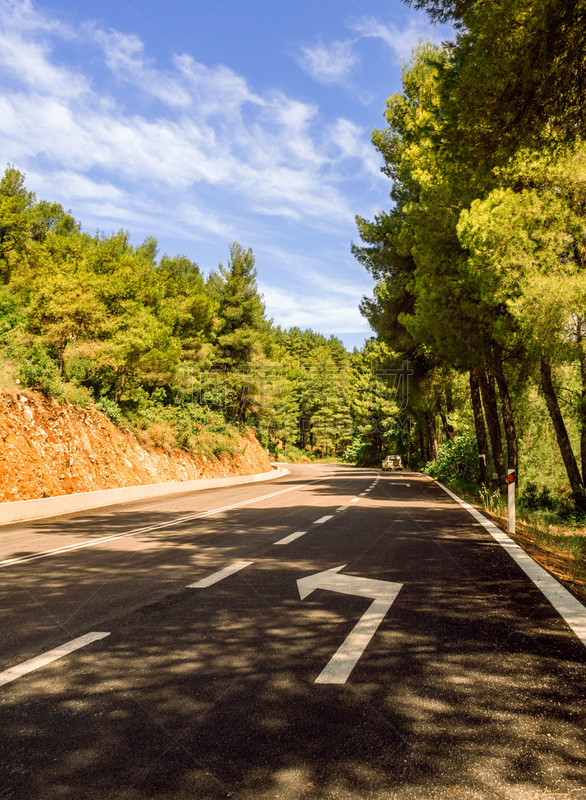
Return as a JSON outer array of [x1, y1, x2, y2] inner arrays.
[[0, 389, 272, 503]]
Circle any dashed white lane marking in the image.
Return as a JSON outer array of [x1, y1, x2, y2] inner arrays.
[[0, 632, 110, 688], [359, 493, 366, 496], [274, 531, 306, 545], [336, 507, 346, 512], [437, 482, 586, 648], [188, 560, 253, 588], [314, 516, 333, 524], [0, 480, 326, 569], [350, 498, 360, 503]]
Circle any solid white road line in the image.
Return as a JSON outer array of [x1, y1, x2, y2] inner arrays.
[[0, 479, 328, 570], [437, 482, 586, 648], [0, 632, 110, 688], [313, 516, 333, 524], [274, 531, 307, 545], [188, 561, 253, 588]]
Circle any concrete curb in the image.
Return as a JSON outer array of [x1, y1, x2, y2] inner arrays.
[[0, 467, 290, 526]]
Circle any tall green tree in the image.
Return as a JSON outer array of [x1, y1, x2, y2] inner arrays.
[[354, 42, 517, 486], [209, 243, 269, 423], [457, 149, 586, 490], [406, 0, 586, 157]]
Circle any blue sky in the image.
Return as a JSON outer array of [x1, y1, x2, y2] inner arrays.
[[0, 0, 451, 349]]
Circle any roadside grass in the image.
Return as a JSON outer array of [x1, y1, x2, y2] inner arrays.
[[441, 477, 586, 602]]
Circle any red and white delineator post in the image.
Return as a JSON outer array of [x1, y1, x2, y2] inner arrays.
[[508, 469, 516, 534]]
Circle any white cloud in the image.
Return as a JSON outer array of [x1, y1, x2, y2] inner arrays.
[[351, 16, 452, 61], [256, 243, 374, 334], [298, 39, 360, 86], [0, 0, 70, 35], [329, 118, 381, 177], [0, 0, 386, 233], [260, 283, 369, 334], [0, 42, 357, 230], [0, 27, 85, 99]]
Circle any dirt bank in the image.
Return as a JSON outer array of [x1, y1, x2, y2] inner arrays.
[[0, 390, 273, 503]]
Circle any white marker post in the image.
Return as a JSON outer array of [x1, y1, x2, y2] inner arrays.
[[508, 468, 516, 534]]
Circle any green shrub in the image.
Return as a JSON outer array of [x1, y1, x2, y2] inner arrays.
[[281, 444, 312, 463], [0, 289, 21, 342], [95, 397, 124, 425], [344, 435, 381, 467], [424, 435, 479, 483], [61, 382, 91, 407], [519, 481, 586, 524], [16, 343, 60, 398], [520, 482, 554, 511]]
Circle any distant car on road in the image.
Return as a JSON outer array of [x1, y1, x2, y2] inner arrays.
[[382, 455, 403, 471]]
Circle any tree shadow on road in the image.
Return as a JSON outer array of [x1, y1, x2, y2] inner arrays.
[[1, 483, 586, 799]]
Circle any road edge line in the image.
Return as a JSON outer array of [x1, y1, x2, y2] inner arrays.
[[436, 481, 586, 648], [0, 468, 290, 527]]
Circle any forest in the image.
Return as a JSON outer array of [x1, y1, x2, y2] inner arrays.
[[2, 0, 586, 541], [0, 165, 400, 467]]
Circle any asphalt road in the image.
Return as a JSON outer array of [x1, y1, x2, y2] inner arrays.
[[1, 464, 585, 800]]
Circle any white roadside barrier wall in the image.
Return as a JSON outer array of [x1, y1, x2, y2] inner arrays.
[[0, 467, 289, 526]]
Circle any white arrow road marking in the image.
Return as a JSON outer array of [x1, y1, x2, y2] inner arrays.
[[188, 561, 253, 588], [0, 632, 110, 688], [297, 566, 403, 684], [274, 531, 306, 545]]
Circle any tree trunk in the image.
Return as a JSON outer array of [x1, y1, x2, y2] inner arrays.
[[469, 370, 488, 484], [439, 409, 456, 440], [114, 368, 126, 403], [427, 411, 439, 461], [477, 369, 507, 492], [417, 425, 425, 462], [495, 369, 518, 474], [576, 319, 586, 484], [540, 360, 583, 491], [445, 382, 454, 415], [435, 391, 456, 441]]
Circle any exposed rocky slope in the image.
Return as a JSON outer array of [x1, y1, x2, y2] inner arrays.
[[0, 390, 273, 503]]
